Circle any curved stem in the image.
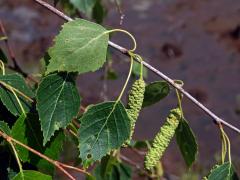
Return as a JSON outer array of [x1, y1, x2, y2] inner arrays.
[[174, 80, 184, 119], [223, 131, 231, 164], [219, 125, 227, 164], [9, 86, 26, 116], [221, 136, 227, 164], [219, 125, 231, 164], [8, 141, 24, 178], [105, 29, 137, 52], [0, 60, 5, 75], [175, 90, 184, 119], [116, 54, 133, 102], [0, 81, 33, 103]]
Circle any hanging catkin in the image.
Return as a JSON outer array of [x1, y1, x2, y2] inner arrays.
[[126, 78, 145, 142], [144, 108, 181, 170]]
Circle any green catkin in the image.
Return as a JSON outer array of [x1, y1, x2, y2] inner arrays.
[[126, 78, 145, 142], [144, 108, 181, 170]]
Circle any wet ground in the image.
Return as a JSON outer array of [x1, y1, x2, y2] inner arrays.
[[1, 0, 240, 178]]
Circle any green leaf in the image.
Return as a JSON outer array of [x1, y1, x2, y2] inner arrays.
[[93, 155, 118, 179], [142, 81, 170, 107], [12, 170, 52, 180], [89, 156, 132, 180], [11, 113, 65, 175], [0, 74, 34, 116], [92, 0, 107, 24], [69, 0, 96, 17], [176, 119, 198, 167], [114, 163, 132, 180], [46, 19, 109, 74], [79, 101, 130, 162], [0, 48, 8, 63], [60, 0, 78, 16], [39, 52, 51, 73], [36, 73, 80, 145], [132, 61, 147, 79], [207, 162, 238, 180], [11, 114, 29, 162], [36, 132, 65, 175], [0, 121, 11, 135]]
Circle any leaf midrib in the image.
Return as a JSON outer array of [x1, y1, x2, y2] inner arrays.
[[44, 74, 68, 141], [89, 102, 118, 156]]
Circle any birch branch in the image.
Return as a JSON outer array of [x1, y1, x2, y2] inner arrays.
[[32, 0, 240, 134]]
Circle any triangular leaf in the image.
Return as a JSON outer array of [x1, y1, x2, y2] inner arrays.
[[79, 101, 130, 162], [0, 120, 11, 135], [36, 73, 80, 145], [0, 73, 34, 116], [11, 113, 65, 175], [143, 81, 170, 107], [12, 170, 52, 180], [207, 162, 239, 180], [46, 19, 109, 74], [69, 0, 97, 17], [176, 118, 198, 167]]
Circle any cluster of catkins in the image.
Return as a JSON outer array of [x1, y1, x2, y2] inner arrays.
[[126, 76, 181, 170]]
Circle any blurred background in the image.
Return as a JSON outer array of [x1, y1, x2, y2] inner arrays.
[[0, 0, 240, 179]]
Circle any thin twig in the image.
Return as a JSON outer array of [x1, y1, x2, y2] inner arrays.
[[130, 147, 146, 156], [72, 119, 80, 129], [58, 162, 91, 176], [0, 130, 90, 179], [67, 128, 78, 138], [120, 154, 141, 169], [0, 20, 38, 83], [0, 81, 34, 103], [0, 20, 27, 77], [34, 0, 72, 21], [120, 154, 155, 178], [32, 0, 240, 134], [114, 0, 125, 25], [80, 105, 86, 112], [8, 140, 24, 178]]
